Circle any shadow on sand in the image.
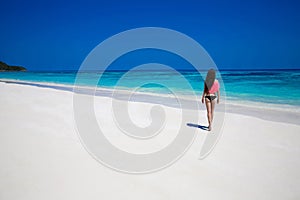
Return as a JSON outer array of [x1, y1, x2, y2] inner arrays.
[[186, 123, 209, 131]]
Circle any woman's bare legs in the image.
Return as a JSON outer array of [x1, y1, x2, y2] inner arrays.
[[205, 98, 216, 131], [205, 99, 212, 130]]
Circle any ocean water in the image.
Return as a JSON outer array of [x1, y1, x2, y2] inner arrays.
[[0, 70, 300, 108]]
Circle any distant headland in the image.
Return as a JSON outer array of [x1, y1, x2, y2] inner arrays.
[[0, 61, 27, 72]]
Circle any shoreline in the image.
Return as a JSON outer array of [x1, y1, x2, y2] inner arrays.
[[1, 78, 300, 125]]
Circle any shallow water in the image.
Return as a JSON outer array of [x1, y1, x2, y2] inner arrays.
[[1, 69, 300, 107]]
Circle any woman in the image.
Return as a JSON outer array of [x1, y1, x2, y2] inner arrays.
[[201, 69, 220, 131]]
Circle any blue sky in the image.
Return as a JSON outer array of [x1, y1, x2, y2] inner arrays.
[[0, 0, 299, 71]]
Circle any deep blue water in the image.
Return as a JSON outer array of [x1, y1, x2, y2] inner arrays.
[[0, 70, 300, 107]]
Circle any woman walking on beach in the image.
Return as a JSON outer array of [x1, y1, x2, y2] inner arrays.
[[201, 69, 220, 131]]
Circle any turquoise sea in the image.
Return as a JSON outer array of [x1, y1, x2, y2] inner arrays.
[[0, 70, 300, 108]]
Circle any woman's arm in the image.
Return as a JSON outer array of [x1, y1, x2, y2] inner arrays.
[[217, 89, 220, 104], [201, 84, 205, 104]]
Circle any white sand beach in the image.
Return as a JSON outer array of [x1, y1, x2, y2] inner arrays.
[[0, 81, 300, 200]]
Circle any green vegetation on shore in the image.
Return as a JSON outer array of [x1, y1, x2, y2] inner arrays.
[[0, 61, 27, 71]]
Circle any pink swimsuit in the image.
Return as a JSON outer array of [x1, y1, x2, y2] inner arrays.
[[208, 80, 219, 94]]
